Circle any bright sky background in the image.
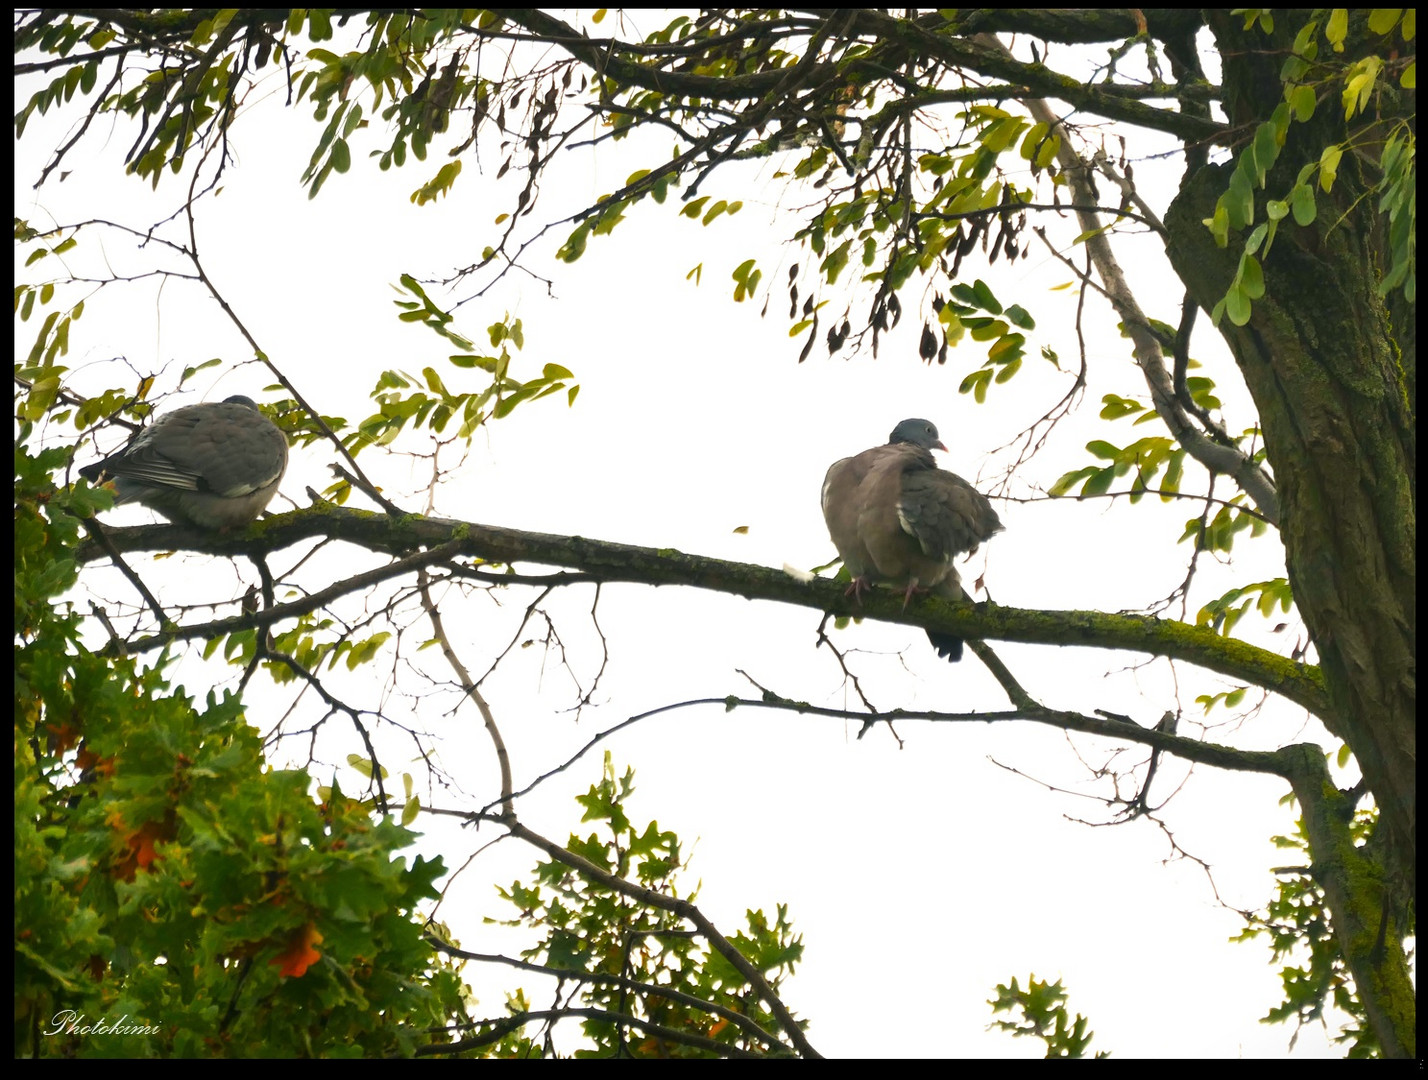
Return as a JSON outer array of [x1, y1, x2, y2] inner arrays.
[[16, 13, 1355, 1057]]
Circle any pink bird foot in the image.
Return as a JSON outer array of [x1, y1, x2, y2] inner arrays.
[[844, 575, 875, 604], [900, 579, 928, 611]]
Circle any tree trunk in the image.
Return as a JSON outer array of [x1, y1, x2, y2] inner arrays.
[[1167, 7, 1415, 889], [1166, 10, 1415, 1056]]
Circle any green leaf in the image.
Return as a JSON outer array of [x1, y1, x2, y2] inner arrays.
[[1238, 254, 1265, 300], [1082, 466, 1116, 497], [409, 160, 462, 205], [970, 279, 1002, 314], [1033, 133, 1061, 170], [1048, 466, 1097, 497], [958, 367, 991, 403], [1072, 224, 1111, 245], [1225, 285, 1252, 326], [1227, 167, 1255, 230], [1003, 304, 1035, 330], [980, 116, 1026, 153], [1381, 134, 1405, 176], [1098, 395, 1144, 421], [1252, 122, 1280, 183], [558, 223, 590, 263], [988, 332, 1024, 363], [1019, 121, 1049, 160]]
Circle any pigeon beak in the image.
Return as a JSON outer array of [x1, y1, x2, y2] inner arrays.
[[934, 440, 948, 452]]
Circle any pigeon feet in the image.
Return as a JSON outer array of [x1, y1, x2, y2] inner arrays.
[[843, 575, 875, 604], [900, 580, 928, 611]]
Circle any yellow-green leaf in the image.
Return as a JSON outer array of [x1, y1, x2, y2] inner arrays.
[[1367, 9, 1402, 35], [1326, 8, 1349, 50], [1319, 144, 1342, 192]]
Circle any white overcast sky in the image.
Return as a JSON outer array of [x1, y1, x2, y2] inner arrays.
[[16, 13, 1354, 1057]]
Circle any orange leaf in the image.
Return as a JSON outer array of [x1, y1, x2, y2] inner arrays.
[[270, 922, 324, 978], [111, 814, 176, 881], [46, 720, 81, 754], [76, 747, 117, 776]]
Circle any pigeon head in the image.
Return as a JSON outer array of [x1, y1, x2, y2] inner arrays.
[[888, 418, 947, 452]]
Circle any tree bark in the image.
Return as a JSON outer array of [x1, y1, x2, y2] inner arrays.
[[1165, 12, 1415, 895]]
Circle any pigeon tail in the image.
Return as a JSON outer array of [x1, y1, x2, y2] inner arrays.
[[926, 629, 965, 662]]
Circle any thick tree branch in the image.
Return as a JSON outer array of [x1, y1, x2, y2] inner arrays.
[[1278, 745, 1416, 1059], [952, 9, 1207, 47], [76, 506, 1329, 719], [849, 10, 1226, 142], [497, 8, 1227, 144]]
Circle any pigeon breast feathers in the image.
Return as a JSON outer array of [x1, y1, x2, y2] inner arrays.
[[820, 418, 1001, 662]]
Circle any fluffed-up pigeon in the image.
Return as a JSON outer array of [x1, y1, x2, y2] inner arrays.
[[821, 418, 1002, 662], [79, 395, 288, 529]]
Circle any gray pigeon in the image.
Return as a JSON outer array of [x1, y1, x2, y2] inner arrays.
[[821, 418, 1002, 662], [79, 395, 288, 529]]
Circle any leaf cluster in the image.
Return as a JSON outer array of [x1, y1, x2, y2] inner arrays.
[[485, 754, 805, 1058], [1206, 9, 1416, 323], [988, 975, 1106, 1058], [15, 434, 473, 1057], [1230, 807, 1399, 1057]]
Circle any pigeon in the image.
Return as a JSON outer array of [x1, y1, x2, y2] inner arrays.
[[79, 395, 288, 529], [821, 418, 1002, 661]]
